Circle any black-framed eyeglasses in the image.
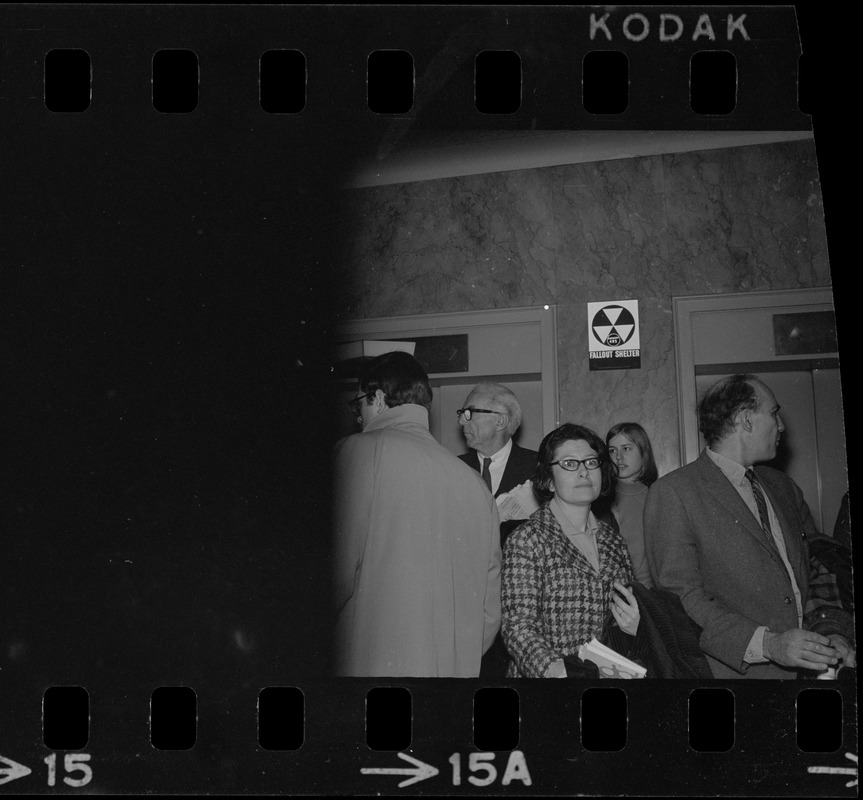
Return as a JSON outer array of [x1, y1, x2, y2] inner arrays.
[[456, 407, 505, 421], [549, 457, 601, 471], [348, 392, 374, 415]]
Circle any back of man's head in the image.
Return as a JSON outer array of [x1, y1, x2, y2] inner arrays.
[[360, 351, 433, 410], [698, 373, 764, 447]]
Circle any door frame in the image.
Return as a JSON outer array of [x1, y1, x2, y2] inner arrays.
[[333, 305, 560, 437], [673, 287, 838, 466]]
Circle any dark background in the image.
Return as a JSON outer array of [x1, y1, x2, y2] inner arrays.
[[1, 5, 373, 693]]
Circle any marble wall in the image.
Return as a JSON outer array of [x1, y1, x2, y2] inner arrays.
[[338, 141, 830, 475]]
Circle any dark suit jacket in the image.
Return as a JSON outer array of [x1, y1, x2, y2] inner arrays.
[[459, 442, 538, 499], [645, 450, 817, 679], [461, 441, 537, 679]]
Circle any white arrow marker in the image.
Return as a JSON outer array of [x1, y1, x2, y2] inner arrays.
[[361, 752, 439, 788], [0, 754, 31, 786], [808, 752, 858, 788]]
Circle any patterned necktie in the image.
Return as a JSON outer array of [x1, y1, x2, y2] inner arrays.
[[744, 468, 774, 544], [481, 457, 493, 492]]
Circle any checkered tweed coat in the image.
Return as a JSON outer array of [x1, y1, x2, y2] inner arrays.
[[502, 503, 634, 678]]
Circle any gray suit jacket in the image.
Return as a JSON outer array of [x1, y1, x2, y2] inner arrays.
[[645, 450, 816, 679]]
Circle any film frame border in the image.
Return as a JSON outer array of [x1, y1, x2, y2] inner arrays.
[[0, 3, 855, 796]]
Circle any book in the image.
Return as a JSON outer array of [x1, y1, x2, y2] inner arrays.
[[577, 637, 647, 679]]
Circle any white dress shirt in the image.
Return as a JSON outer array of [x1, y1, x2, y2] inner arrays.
[[475, 438, 513, 496]]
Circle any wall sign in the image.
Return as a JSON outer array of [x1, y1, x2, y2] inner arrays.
[[588, 300, 641, 370]]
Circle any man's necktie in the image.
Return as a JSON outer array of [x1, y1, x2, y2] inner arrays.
[[481, 457, 493, 492], [745, 468, 774, 544]]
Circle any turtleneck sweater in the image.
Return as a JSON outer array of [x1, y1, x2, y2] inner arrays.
[[612, 480, 653, 588]]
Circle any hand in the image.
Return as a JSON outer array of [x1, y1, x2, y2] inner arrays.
[[764, 628, 840, 670], [828, 635, 856, 669], [611, 582, 640, 636]]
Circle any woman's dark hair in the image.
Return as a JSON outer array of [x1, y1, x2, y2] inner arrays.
[[698, 374, 761, 447], [533, 423, 616, 503], [606, 422, 659, 486], [359, 351, 433, 410]]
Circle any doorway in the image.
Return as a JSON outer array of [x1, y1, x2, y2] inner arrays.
[[333, 305, 558, 456], [675, 289, 845, 534]]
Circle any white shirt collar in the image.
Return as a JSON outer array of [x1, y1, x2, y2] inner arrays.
[[706, 447, 748, 486]]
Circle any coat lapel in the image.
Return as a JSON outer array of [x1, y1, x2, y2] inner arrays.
[[497, 444, 522, 497], [755, 467, 806, 585], [695, 452, 780, 558], [543, 505, 603, 576], [462, 450, 480, 473], [594, 520, 623, 577]]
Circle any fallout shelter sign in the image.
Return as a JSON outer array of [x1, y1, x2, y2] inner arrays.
[[588, 300, 641, 371]]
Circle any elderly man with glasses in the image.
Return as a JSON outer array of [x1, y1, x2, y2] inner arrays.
[[333, 351, 501, 678], [457, 383, 538, 510], [457, 382, 539, 678]]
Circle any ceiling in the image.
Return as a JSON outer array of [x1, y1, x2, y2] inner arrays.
[[347, 129, 814, 188]]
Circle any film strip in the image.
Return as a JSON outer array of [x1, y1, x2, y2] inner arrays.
[[1, 4, 855, 796]]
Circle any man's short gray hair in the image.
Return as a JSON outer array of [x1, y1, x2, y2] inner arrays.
[[471, 382, 522, 438]]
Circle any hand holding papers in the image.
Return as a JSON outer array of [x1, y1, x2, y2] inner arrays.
[[577, 638, 647, 679], [496, 480, 540, 523]]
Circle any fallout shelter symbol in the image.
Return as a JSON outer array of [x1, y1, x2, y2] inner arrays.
[[591, 305, 635, 347]]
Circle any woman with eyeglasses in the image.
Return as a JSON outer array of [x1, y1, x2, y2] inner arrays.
[[501, 423, 640, 677]]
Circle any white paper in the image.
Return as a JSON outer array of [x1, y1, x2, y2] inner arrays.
[[578, 637, 647, 678], [496, 480, 540, 522]]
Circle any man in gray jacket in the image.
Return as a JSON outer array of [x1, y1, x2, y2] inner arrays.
[[645, 374, 854, 679]]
